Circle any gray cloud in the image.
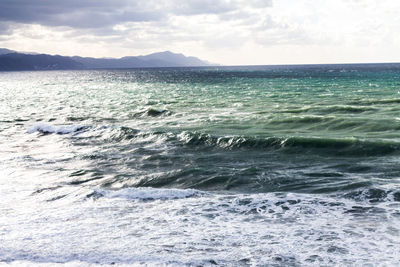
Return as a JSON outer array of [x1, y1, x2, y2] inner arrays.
[[0, 0, 165, 28], [0, 22, 12, 35], [0, 0, 272, 29]]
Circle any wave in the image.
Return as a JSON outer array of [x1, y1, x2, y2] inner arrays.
[[94, 187, 203, 200], [91, 185, 400, 205], [26, 124, 400, 157], [93, 186, 400, 204], [349, 98, 400, 105], [129, 108, 172, 118], [316, 105, 376, 114], [268, 115, 329, 124], [27, 123, 88, 134], [25, 125, 400, 199], [267, 116, 400, 133], [176, 131, 400, 156], [342, 188, 400, 203], [279, 105, 376, 115]]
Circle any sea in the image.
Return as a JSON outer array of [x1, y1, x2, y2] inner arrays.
[[1, 64, 400, 266]]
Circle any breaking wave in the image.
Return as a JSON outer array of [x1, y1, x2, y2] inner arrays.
[[94, 187, 203, 201], [27, 124, 400, 157], [27, 123, 88, 134]]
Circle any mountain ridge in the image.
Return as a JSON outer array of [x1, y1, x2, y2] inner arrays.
[[0, 49, 213, 71]]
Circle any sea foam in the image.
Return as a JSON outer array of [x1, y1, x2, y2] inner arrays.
[[95, 187, 203, 200], [27, 123, 86, 134]]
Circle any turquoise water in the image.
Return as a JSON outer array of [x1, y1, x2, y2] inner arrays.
[[1, 65, 400, 266]]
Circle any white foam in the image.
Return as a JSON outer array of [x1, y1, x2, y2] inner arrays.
[[1, 259, 183, 267], [27, 123, 85, 134], [2, 188, 399, 266], [96, 187, 203, 200]]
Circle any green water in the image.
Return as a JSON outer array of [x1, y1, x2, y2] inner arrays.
[[3, 66, 400, 194]]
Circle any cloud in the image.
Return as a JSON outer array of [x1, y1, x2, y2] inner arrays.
[[1, 0, 399, 65], [0, 0, 309, 62], [0, 22, 12, 35], [0, 0, 165, 28], [0, 0, 273, 29], [0, 0, 276, 51]]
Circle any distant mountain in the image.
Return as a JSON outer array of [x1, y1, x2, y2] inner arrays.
[[72, 55, 147, 69], [0, 48, 16, 55], [137, 51, 209, 67], [73, 51, 211, 68], [0, 49, 212, 71], [0, 53, 84, 71]]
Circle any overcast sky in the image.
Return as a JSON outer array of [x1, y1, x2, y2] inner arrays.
[[0, 0, 399, 65]]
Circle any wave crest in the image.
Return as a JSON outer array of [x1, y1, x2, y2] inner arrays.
[[94, 187, 204, 200], [27, 123, 87, 134], [177, 131, 400, 156]]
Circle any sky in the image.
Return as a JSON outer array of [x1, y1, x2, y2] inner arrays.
[[0, 0, 399, 65]]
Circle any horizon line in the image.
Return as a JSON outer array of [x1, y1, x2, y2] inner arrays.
[[1, 47, 400, 68]]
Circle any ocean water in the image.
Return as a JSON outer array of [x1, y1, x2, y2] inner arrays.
[[1, 64, 400, 266]]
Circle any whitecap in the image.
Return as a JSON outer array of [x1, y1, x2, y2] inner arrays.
[[27, 123, 86, 134], [95, 187, 204, 200]]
